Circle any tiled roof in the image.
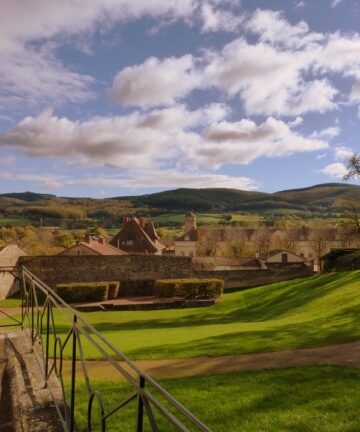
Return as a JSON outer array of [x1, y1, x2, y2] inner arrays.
[[79, 241, 126, 255]]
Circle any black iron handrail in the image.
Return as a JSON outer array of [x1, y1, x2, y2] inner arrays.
[[1, 266, 211, 432]]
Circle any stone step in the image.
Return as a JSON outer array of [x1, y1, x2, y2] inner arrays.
[[2, 331, 64, 432], [0, 337, 15, 431]]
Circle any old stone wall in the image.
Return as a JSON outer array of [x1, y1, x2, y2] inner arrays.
[[0, 245, 26, 299], [19, 255, 192, 288], [19, 255, 313, 293], [193, 264, 313, 289]]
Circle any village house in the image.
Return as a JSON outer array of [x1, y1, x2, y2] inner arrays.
[[59, 235, 126, 256], [109, 217, 165, 255], [174, 212, 199, 257]]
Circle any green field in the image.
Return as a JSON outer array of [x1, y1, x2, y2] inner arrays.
[[68, 366, 360, 431], [151, 212, 263, 226], [0, 216, 36, 226], [4, 271, 356, 360]]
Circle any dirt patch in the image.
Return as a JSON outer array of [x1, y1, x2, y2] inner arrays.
[[62, 340, 360, 380]]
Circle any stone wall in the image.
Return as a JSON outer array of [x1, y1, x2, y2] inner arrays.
[[193, 264, 313, 289], [0, 244, 26, 299], [19, 255, 192, 289], [19, 255, 313, 293]]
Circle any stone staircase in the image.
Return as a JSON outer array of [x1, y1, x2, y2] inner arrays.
[[0, 331, 63, 432]]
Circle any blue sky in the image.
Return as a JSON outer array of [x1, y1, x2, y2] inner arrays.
[[0, 0, 360, 197]]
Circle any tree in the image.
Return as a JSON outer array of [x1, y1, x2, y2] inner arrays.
[[224, 228, 246, 256], [253, 229, 272, 255], [338, 193, 360, 233], [308, 223, 333, 259], [196, 227, 220, 256], [343, 154, 360, 181]]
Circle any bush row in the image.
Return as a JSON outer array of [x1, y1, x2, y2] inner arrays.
[[155, 278, 223, 299], [56, 281, 119, 303], [55, 278, 223, 303]]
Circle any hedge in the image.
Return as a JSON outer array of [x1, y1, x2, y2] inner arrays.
[[121, 279, 155, 296], [108, 282, 120, 300], [155, 278, 223, 299], [56, 282, 109, 303]]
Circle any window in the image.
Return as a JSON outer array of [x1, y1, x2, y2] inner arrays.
[[281, 253, 288, 264]]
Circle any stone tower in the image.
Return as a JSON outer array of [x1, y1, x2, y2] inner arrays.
[[184, 212, 197, 233]]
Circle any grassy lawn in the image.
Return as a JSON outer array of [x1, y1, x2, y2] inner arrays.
[[0, 291, 22, 308], [5, 270, 358, 360], [67, 366, 360, 431]]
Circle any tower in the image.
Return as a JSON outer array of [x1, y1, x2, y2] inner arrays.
[[184, 212, 197, 233]]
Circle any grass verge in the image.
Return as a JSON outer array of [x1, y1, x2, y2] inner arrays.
[[67, 366, 360, 431]]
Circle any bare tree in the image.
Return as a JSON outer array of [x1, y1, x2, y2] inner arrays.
[[309, 227, 333, 259], [343, 154, 360, 181], [224, 228, 247, 257], [338, 193, 360, 233], [275, 228, 299, 254], [196, 227, 219, 256], [253, 229, 272, 255]]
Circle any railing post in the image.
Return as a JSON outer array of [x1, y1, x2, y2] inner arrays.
[[44, 300, 50, 381], [21, 269, 24, 330], [136, 375, 145, 432], [70, 315, 77, 432], [31, 280, 35, 345]]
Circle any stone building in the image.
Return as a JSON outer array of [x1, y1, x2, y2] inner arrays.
[[109, 217, 165, 255], [175, 212, 199, 257]]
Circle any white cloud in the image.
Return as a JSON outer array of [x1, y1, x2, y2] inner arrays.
[[321, 162, 347, 178], [0, 107, 328, 172], [192, 116, 328, 168], [201, 3, 243, 33], [289, 117, 303, 128], [105, 8, 360, 115], [311, 126, 340, 139], [111, 55, 201, 108], [245, 9, 323, 49], [0, 0, 204, 110], [0, 170, 66, 189], [70, 170, 258, 190], [330, 0, 343, 7], [335, 146, 353, 160], [0, 168, 258, 191]]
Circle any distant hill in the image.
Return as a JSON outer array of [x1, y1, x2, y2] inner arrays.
[[0, 183, 359, 227], [114, 183, 360, 214]]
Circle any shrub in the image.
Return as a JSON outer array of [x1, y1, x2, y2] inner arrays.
[[155, 278, 223, 299], [155, 280, 176, 297], [56, 282, 109, 303], [107, 281, 120, 300], [121, 280, 155, 296]]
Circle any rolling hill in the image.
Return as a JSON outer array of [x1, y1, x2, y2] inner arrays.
[[0, 183, 359, 226]]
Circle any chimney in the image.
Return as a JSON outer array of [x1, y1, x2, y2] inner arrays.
[[122, 216, 130, 225], [85, 233, 92, 244], [99, 237, 105, 245], [139, 217, 147, 229]]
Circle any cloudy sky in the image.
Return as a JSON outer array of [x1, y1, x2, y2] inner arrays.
[[0, 0, 359, 197]]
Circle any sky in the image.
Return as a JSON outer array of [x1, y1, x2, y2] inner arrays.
[[0, 0, 360, 197]]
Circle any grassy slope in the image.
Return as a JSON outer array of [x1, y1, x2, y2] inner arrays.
[[70, 366, 360, 431], [42, 271, 360, 360]]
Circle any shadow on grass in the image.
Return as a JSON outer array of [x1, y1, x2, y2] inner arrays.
[[65, 272, 360, 334]]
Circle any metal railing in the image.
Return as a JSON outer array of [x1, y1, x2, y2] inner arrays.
[[1, 266, 211, 432]]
